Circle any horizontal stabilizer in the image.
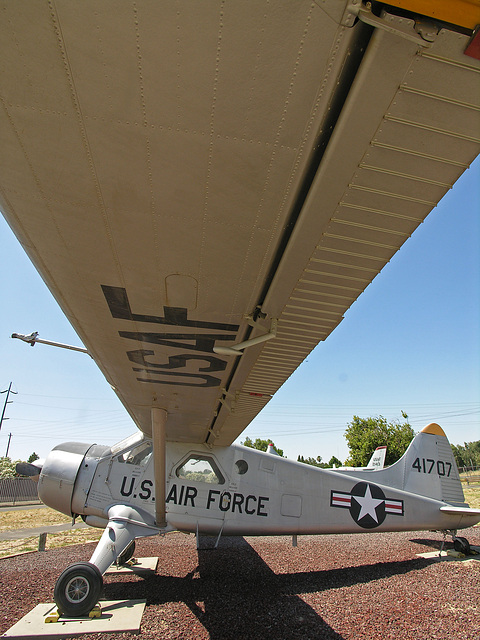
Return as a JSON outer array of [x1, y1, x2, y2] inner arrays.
[[440, 506, 480, 516]]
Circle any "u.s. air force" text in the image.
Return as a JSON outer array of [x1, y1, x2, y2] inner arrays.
[[166, 483, 269, 516]]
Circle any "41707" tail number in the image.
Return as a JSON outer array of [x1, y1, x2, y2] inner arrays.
[[412, 458, 452, 476]]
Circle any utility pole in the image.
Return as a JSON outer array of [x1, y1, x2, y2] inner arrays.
[[5, 433, 12, 458], [1, 382, 17, 434]]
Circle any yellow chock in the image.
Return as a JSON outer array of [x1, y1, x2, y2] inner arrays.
[[44, 603, 101, 623], [447, 550, 466, 558], [89, 604, 102, 618], [115, 557, 137, 568], [44, 609, 60, 624]]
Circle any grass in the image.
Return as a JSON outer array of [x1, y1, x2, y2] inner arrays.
[[0, 506, 71, 532], [0, 506, 102, 558], [1, 486, 479, 559], [463, 485, 480, 509]]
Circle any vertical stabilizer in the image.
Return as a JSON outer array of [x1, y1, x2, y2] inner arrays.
[[366, 446, 387, 469], [402, 424, 466, 506], [344, 424, 468, 507]]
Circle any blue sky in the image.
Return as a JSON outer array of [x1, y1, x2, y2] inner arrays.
[[1, 157, 479, 463]]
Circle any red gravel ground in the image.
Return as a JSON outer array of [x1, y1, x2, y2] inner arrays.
[[0, 528, 479, 640]]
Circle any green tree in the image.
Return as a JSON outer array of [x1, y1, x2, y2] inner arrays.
[[297, 454, 343, 469], [344, 412, 415, 467], [297, 454, 326, 468], [0, 457, 21, 479], [328, 455, 343, 468], [28, 452, 39, 463], [242, 437, 284, 457], [451, 441, 480, 470]]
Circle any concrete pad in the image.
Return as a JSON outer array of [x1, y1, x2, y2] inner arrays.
[[105, 556, 158, 574], [417, 549, 480, 561], [1, 599, 146, 640]]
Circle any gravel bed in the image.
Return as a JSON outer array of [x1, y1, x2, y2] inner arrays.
[[0, 527, 478, 639]]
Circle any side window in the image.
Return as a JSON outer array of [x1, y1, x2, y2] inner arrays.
[[176, 455, 225, 484], [117, 441, 153, 467]]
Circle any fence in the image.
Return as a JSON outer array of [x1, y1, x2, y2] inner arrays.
[[0, 477, 40, 505], [459, 465, 480, 474]]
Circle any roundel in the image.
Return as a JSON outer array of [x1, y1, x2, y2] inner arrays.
[[349, 482, 386, 529]]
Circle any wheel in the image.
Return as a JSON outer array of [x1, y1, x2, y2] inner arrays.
[[54, 562, 103, 618], [117, 540, 136, 565], [453, 536, 471, 554]]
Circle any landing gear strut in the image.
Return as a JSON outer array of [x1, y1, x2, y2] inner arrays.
[[117, 539, 136, 566], [53, 505, 163, 617], [440, 530, 472, 556]]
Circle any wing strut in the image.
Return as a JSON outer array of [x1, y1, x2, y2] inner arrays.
[[152, 407, 167, 527], [213, 318, 277, 356], [12, 332, 90, 355]]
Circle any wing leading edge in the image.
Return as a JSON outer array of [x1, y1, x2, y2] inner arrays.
[[1, 2, 479, 445]]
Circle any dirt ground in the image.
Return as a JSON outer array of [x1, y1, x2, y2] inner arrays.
[[0, 527, 479, 640]]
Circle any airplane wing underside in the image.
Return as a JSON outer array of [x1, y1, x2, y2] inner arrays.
[[1, 1, 479, 446]]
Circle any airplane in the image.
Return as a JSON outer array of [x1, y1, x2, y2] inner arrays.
[[1, 0, 480, 621], [363, 446, 387, 470], [18, 422, 480, 618], [334, 445, 387, 471]]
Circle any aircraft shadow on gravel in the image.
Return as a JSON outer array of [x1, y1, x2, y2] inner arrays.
[[409, 537, 455, 551], [104, 537, 434, 640]]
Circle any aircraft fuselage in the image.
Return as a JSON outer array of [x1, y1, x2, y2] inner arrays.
[[38, 431, 478, 539]]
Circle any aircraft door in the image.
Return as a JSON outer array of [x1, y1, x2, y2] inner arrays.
[[109, 440, 154, 504], [84, 437, 155, 516], [166, 451, 230, 534]]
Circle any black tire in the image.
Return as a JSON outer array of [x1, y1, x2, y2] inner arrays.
[[54, 562, 103, 618], [117, 540, 136, 565], [453, 536, 470, 554]]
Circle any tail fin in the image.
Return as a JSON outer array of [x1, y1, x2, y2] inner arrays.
[[267, 443, 281, 456], [403, 423, 466, 505], [386, 423, 466, 505], [366, 446, 386, 470], [350, 424, 467, 506]]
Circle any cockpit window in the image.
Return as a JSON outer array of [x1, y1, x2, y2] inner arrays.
[[111, 432, 144, 456], [117, 441, 153, 467], [176, 455, 224, 484]]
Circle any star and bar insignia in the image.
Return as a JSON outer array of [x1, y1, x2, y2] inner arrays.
[[331, 482, 404, 529]]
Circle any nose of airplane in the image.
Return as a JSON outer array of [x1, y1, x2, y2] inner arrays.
[[36, 442, 94, 517]]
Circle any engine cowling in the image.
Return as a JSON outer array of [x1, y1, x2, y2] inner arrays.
[[38, 442, 109, 516]]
